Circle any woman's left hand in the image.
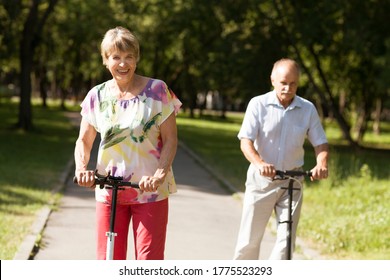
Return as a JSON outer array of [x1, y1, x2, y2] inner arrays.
[[139, 176, 163, 192], [138, 112, 176, 193]]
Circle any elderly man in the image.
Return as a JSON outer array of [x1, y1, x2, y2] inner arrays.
[[234, 58, 329, 260]]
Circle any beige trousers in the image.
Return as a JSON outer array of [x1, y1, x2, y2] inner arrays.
[[234, 164, 304, 260]]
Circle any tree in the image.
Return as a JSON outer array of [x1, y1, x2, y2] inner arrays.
[[18, 0, 58, 131]]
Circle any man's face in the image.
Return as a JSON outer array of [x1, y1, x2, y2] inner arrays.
[[271, 64, 299, 108]]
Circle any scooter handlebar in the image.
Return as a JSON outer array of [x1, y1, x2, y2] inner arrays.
[[275, 170, 312, 179], [73, 176, 139, 189]]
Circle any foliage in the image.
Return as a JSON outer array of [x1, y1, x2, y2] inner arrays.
[[0, 0, 389, 138]]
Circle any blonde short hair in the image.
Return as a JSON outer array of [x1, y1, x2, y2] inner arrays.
[[100, 26, 140, 65]]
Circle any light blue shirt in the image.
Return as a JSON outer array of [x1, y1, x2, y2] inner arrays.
[[238, 90, 328, 171]]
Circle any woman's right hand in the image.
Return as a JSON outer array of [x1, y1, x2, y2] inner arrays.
[[75, 170, 96, 188]]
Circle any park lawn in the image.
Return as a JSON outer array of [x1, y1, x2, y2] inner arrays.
[[0, 100, 79, 259], [176, 111, 390, 259], [177, 112, 248, 190]]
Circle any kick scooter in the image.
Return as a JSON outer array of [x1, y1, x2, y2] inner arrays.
[[274, 170, 312, 260], [74, 170, 139, 260]]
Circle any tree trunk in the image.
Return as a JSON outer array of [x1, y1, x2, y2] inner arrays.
[[372, 98, 382, 135], [355, 105, 367, 143], [308, 44, 358, 148], [17, 0, 58, 131], [38, 66, 48, 108], [17, 0, 39, 131], [339, 90, 346, 115]]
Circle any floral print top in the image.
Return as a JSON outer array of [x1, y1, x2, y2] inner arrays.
[[80, 78, 182, 204]]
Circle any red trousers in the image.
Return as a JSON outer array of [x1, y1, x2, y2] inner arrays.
[[96, 199, 168, 260]]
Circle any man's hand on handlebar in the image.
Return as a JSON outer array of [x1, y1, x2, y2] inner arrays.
[[258, 163, 276, 178], [310, 165, 328, 181]]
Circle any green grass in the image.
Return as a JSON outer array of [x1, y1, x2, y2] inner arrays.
[[0, 100, 79, 259], [299, 147, 390, 259], [177, 112, 248, 189], [299, 171, 390, 259], [177, 111, 390, 259]]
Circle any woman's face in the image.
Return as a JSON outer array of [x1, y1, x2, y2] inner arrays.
[[106, 50, 137, 84]]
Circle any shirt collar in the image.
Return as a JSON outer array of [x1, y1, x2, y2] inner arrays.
[[267, 90, 302, 109]]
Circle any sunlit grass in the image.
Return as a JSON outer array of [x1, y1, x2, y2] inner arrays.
[[0, 100, 78, 259], [300, 165, 390, 259], [177, 112, 247, 189]]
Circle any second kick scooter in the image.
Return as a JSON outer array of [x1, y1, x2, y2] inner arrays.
[[274, 170, 312, 260]]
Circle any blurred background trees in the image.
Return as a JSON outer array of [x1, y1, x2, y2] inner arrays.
[[0, 0, 389, 147]]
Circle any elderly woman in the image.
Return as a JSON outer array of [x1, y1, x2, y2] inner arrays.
[[74, 26, 181, 260]]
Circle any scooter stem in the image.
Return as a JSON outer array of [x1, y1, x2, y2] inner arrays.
[[106, 182, 119, 260]]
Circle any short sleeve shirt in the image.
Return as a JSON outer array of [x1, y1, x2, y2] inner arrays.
[[81, 78, 182, 204], [238, 90, 327, 171]]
